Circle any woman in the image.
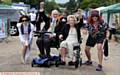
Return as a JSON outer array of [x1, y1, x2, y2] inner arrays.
[[59, 15, 83, 65], [17, 15, 34, 64], [35, 1, 49, 31], [84, 10, 109, 71]]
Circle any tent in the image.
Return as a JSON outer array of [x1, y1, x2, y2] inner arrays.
[[95, 6, 106, 12], [0, 4, 17, 14], [0, 4, 21, 38], [100, 3, 120, 24], [0, 4, 13, 39], [101, 3, 120, 13]]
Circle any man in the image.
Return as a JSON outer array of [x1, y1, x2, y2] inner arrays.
[[29, 10, 36, 25], [36, 9, 61, 58]]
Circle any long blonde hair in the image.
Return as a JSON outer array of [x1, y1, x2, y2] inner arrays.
[[51, 9, 59, 18], [67, 15, 77, 24]]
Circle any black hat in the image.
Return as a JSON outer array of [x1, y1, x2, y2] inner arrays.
[[91, 10, 99, 17]]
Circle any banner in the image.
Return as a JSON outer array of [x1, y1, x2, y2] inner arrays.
[[0, 18, 7, 39]]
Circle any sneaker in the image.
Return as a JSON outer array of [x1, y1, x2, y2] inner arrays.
[[22, 56, 27, 64], [68, 61, 75, 66], [84, 60, 92, 65], [96, 64, 102, 71], [104, 56, 109, 60], [47, 54, 51, 58], [60, 61, 66, 65]]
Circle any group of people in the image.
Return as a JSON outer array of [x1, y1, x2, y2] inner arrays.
[[17, 1, 109, 71]]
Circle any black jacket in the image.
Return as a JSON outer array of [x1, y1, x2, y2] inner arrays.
[[36, 11, 50, 31], [55, 17, 67, 35], [60, 19, 83, 43]]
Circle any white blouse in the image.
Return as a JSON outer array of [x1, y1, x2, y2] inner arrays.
[[17, 23, 35, 44], [66, 27, 78, 43]]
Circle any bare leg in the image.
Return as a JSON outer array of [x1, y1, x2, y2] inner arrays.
[[97, 43, 103, 66], [96, 43, 103, 71], [60, 47, 67, 62], [25, 45, 31, 62], [22, 46, 27, 60], [85, 46, 91, 61]]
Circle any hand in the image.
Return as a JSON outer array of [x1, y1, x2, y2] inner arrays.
[[24, 41, 29, 46], [21, 41, 28, 46], [106, 30, 110, 39], [59, 34, 63, 40], [49, 34, 54, 38], [53, 33, 56, 37], [40, 9, 44, 12]]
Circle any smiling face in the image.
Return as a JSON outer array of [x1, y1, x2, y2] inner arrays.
[[51, 10, 59, 19], [69, 17, 75, 26], [53, 13, 58, 18], [92, 16, 99, 22], [67, 15, 77, 27]]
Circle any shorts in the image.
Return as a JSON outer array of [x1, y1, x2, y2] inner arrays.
[[86, 34, 105, 47]]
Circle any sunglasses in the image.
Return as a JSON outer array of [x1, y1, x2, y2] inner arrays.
[[22, 20, 28, 22]]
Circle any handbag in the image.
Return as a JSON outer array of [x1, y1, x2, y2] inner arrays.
[[103, 39, 109, 57]]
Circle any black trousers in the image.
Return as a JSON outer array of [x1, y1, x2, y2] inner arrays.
[[36, 35, 51, 56], [109, 28, 116, 40]]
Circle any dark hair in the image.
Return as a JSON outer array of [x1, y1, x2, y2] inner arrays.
[[88, 16, 104, 25], [19, 15, 30, 22], [38, 0, 45, 9], [88, 10, 103, 25], [39, 0, 44, 3], [63, 10, 69, 16]]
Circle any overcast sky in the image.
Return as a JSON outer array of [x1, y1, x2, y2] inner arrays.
[[55, 0, 69, 4]]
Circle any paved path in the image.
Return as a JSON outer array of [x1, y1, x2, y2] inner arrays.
[[0, 34, 120, 75]]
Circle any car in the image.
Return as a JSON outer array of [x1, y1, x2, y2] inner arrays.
[[10, 21, 19, 36], [0, 3, 30, 36]]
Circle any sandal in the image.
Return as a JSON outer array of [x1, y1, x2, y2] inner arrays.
[[84, 60, 92, 65]]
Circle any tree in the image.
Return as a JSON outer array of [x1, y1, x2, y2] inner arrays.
[[76, 0, 83, 8], [45, 1, 60, 14], [0, 0, 3, 3], [12, 0, 21, 3], [80, 0, 91, 9], [65, 0, 76, 14], [12, 0, 38, 4], [2, 0, 12, 4]]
